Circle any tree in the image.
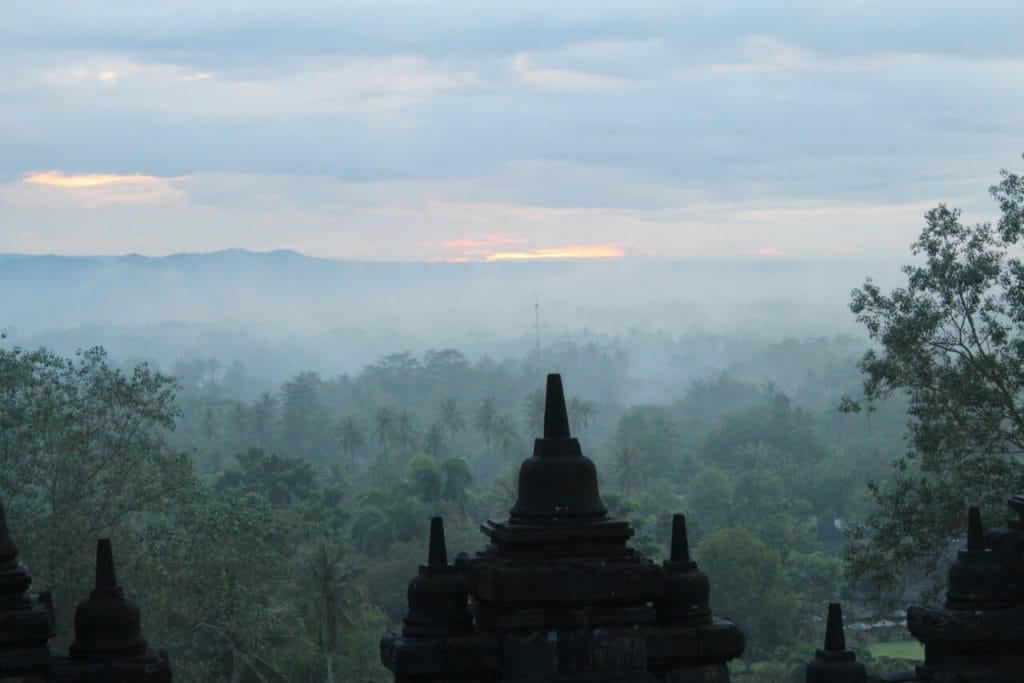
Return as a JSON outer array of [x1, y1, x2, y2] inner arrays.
[[614, 444, 643, 497], [423, 422, 447, 460], [303, 538, 365, 669], [280, 371, 330, 461], [406, 455, 443, 504], [441, 457, 472, 509], [373, 407, 397, 450], [0, 346, 192, 614], [335, 414, 366, 464], [252, 392, 277, 449], [436, 397, 465, 438], [214, 447, 317, 507], [474, 397, 498, 447], [844, 163, 1024, 602], [523, 389, 544, 436], [491, 414, 522, 457], [136, 491, 303, 682], [698, 527, 799, 660], [393, 410, 420, 452], [568, 397, 597, 438], [614, 407, 680, 481]]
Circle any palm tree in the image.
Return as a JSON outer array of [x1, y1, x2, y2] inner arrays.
[[230, 401, 248, 444], [436, 397, 465, 438], [394, 410, 420, 452], [303, 538, 365, 680], [373, 407, 396, 450], [442, 457, 472, 509], [474, 397, 498, 447], [615, 444, 643, 497], [252, 392, 277, 449], [523, 389, 544, 436], [491, 414, 521, 457], [568, 397, 598, 438], [334, 415, 366, 464], [423, 422, 447, 460], [576, 399, 598, 438]]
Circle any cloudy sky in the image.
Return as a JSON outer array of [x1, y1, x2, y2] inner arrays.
[[1, 1, 1021, 261]]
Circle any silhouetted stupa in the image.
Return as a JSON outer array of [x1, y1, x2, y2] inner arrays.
[[0, 498, 171, 682], [381, 373, 745, 681]]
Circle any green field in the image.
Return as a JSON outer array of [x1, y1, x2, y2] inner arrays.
[[865, 640, 924, 661]]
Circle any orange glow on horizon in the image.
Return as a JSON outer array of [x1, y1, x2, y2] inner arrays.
[[484, 244, 624, 262], [23, 171, 166, 189]]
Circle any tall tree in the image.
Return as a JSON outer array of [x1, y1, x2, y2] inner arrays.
[[373, 407, 397, 450], [569, 397, 598, 438], [474, 397, 498, 447], [523, 389, 544, 436], [843, 162, 1024, 602], [436, 397, 465, 438], [252, 392, 277, 449], [698, 527, 799, 660], [423, 422, 447, 460], [394, 410, 420, 452], [303, 538, 365, 669], [280, 371, 330, 460], [491, 414, 521, 457], [614, 444, 643, 497], [335, 414, 366, 464]]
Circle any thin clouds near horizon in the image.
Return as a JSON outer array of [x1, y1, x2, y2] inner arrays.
[[1, 1, 1020, 260]]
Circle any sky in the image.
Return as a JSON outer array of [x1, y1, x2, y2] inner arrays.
[[1, 1, 1022, 262]]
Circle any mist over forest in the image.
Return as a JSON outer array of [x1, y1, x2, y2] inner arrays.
[[1, 251, 905, 401], [2, 247, 931, 679]]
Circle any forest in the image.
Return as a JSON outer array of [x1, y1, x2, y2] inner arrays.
[[0, 332, 908, 682], [4, 165, 1024, 681]]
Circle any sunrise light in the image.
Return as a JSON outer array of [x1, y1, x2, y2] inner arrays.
[[23, 171, 165, 189], [484, 244, 624, 262]]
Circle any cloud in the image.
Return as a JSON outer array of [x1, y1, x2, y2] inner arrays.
[[25, 170, 164, 189], [511, 52, 625, 89], [11, 171, 186, 207], [484, 244, 625, 262], [1, 2, 1021, 260]]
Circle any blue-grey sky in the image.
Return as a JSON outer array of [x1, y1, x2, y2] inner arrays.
[[1, 1, 1021, 261]]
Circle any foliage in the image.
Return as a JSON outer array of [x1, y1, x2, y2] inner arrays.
[[0, 346, 192, 616], [698, 528, 799, 660], [844, 164, 1024, 603], [215, 447, 317, 506], [134, 490, 306, 682], [0, 324, 917, 676]]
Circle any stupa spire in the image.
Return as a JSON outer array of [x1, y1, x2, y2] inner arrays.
[[824, 602, 846, 651], [805, 602, 866, 683], [670, 513, 691, 563], [543, 374, 571, 439], [95, 539, 119, 592], [428, 516, 448, 566]]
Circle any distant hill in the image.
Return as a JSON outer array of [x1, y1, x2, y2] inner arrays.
[[0, 250, 904, 381]]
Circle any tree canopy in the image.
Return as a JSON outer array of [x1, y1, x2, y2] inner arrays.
[[844, 161, 1024, 602], [0, 346, 192, 603]]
